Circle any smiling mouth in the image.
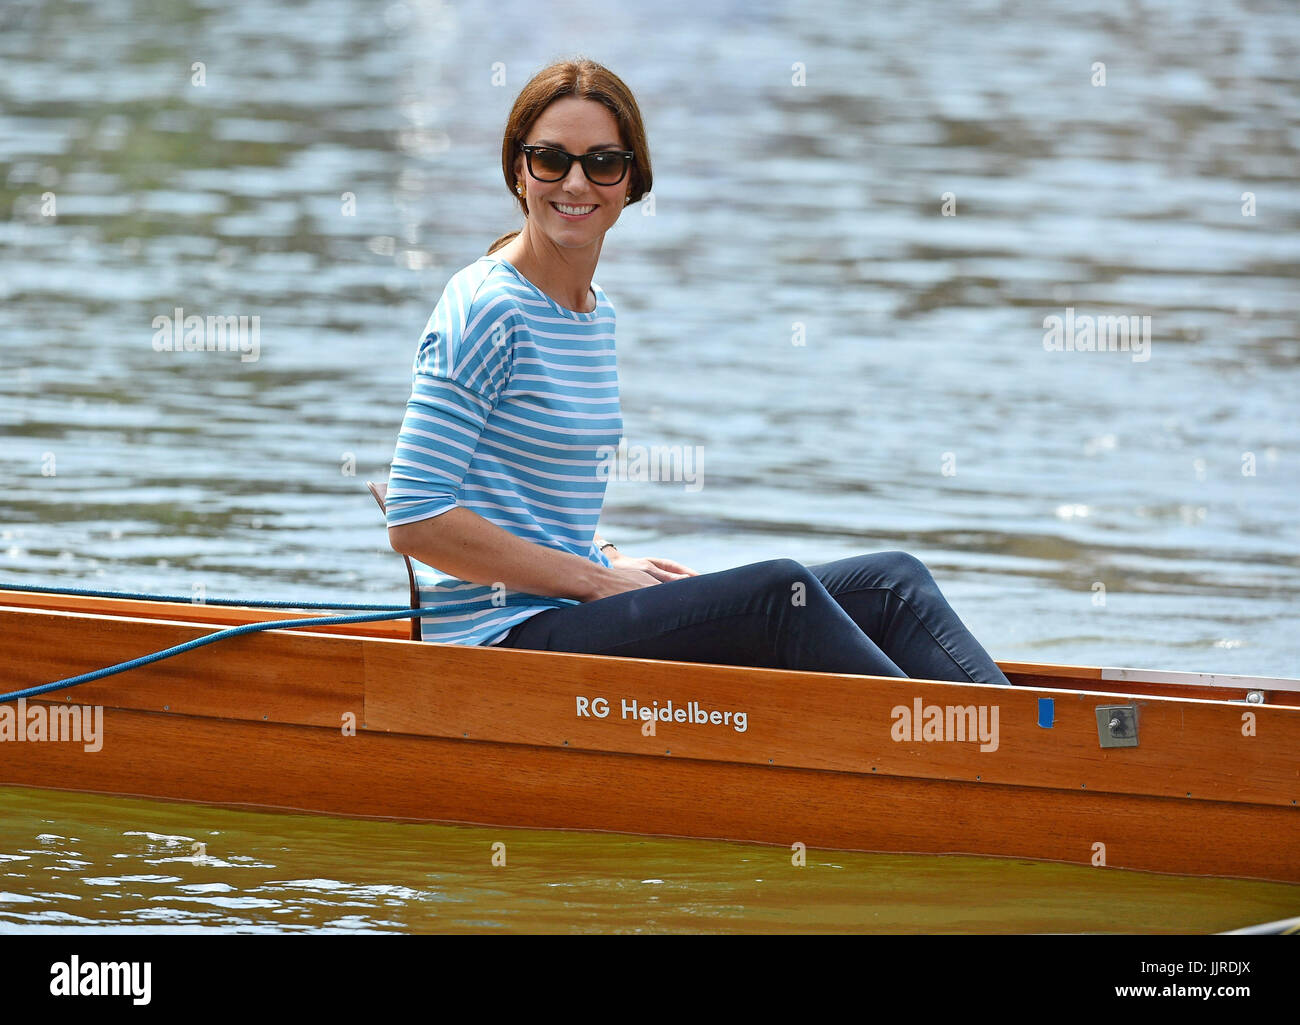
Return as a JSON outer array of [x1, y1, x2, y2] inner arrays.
[[551, 202, 597, 217]]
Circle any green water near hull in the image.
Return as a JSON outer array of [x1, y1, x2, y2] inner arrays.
[[1, 787, 1294, 934]]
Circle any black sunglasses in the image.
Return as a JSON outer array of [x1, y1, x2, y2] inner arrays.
[[519, 144, 635, 186]]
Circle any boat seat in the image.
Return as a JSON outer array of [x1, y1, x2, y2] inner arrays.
[[366, 481, 422, 641]]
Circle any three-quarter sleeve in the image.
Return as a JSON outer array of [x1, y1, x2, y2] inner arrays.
[[385, 295, 515, 527]]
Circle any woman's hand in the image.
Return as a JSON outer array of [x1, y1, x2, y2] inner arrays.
[[608, 552, 699, 582], [579, 550, 701, 601]]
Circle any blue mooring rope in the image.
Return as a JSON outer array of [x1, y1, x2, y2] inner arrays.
[[0, 582, 495, 704]]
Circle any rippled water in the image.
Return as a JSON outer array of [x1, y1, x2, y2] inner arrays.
[[2, 787, 1297, 934], [2, 0, 1298, 930]]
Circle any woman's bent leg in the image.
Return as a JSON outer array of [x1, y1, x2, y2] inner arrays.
[[804, 551, 1011, 686], [498, 558, 909, 678]]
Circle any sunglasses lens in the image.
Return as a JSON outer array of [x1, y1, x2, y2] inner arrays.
[[584, 152, 626, 184], [530, 148, 570, 180]]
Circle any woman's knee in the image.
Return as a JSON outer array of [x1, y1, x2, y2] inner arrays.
[[741, 558, 823, 601], [869, 550, 938, 589]]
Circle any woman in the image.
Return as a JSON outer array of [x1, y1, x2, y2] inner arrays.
[[387, 57, 1011, 686]]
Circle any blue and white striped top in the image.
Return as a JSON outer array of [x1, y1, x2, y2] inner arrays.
[[385, 255, 622, 646]]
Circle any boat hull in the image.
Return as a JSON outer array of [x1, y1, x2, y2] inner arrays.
[[2, 594, 1297, 883]]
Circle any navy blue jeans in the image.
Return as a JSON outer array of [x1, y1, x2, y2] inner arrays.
[[497, 552, 1011, 685]]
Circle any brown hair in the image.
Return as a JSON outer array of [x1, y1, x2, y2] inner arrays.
[[486, 57, 652, 255]]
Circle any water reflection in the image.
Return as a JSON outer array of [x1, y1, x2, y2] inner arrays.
[[2, 787, 1297, 933]]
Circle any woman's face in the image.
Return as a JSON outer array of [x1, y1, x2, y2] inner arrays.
[[514, 97, 631, 251]]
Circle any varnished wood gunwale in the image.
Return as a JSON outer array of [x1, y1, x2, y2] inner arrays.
[[0, 588, 410, 639], [4, 589, 1295, 704], [6, 588, 1294, 697], [5, 705, 1298, 883], [1002, 660, 1300, 706], [4, 603, 1298, 802]]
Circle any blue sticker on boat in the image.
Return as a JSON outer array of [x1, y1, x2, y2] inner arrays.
[[1038, 697, 1054, 728]]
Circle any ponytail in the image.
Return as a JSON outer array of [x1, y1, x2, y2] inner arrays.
[[486, 230, 520, 255]]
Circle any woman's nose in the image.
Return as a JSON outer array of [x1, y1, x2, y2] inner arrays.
[[562, 161, 590, 192]]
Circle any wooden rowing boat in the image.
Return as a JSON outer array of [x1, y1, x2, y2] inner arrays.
[[1, 586, 1297, 883]]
